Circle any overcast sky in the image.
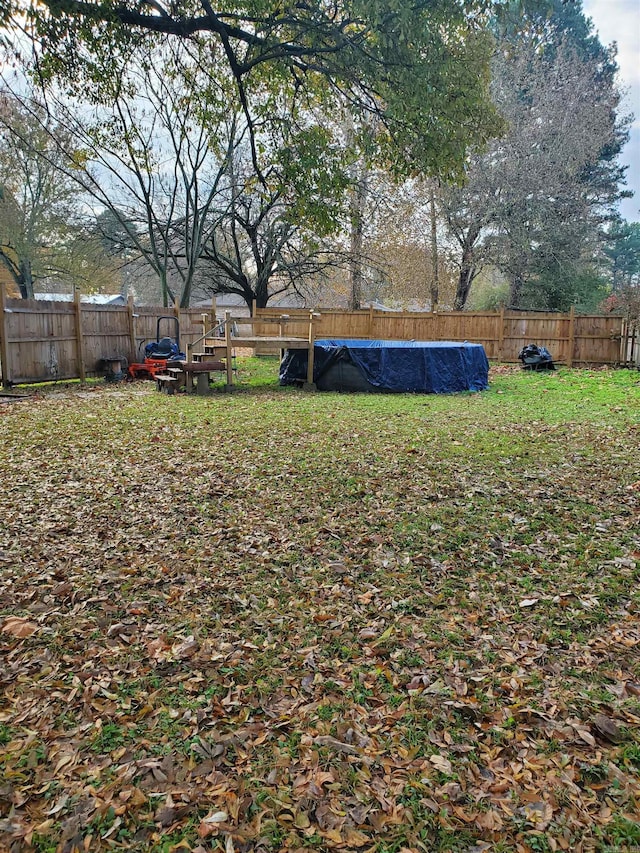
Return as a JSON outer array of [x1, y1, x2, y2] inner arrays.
[[582, 0, 640, 221]]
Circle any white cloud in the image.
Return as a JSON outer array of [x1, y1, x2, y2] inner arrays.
[[583, 0, 639, 219], [586, 0, 640, 82]]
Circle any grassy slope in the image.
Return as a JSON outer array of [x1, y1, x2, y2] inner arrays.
[[0, 363, 639, 853]]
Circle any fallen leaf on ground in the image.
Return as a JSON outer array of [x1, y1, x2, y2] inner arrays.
[[593, 714, 623, 743], [1, 617, 38, 637]]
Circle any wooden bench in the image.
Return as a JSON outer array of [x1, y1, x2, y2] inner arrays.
[[155, 374, 178, 394], [178, 360, 232, 394], [163, 366, 191, 391]]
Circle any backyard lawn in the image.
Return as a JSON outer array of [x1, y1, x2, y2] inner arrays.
[[0, 362, 639, 853]]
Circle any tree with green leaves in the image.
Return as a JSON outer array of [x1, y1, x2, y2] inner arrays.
[[601, 219, 640, 316], [604, 220, 640, 292], [0, 95, 117, 297], [3, 38, 357, 309], [439, 0, 631, 311], [0, 97, 63, 298], [5, 0, 507, 184], [6, 1, 549, 312], [197, 121, 351, 312], [4, 44, 247, 308]]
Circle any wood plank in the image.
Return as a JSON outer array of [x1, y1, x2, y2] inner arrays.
[[10, 372, 78, 383], [573, 334, 623, 341], [567, 306, 575, 368], [180, 361, 226, 372], [127, 295, 137, 362], [497, 307, 505, 362], [230, 336, 309, 347], [3, 306, 75, 315], [225, 310, 234, 388], [79, 331, 133, 338], [306, 311, 316, 385], [7, 336, 78, 343], [501, 335, 568, 342], [0, 281, 10, 386]]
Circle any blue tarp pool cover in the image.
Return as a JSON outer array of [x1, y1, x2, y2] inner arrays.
[[280, 339, 489, 393]]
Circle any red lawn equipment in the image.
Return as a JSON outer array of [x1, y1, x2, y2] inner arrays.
[[128, 316, 186, 380]]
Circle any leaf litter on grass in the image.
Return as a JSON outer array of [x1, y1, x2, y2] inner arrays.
[[0, 366, 639, 853]]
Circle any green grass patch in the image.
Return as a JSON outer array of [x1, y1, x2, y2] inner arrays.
[[0, 364, 638, 851]]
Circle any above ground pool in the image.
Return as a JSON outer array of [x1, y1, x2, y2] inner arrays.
[[280, 339, 489, 393]]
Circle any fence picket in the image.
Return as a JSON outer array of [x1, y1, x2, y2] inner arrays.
[[0, 298, 633, 385]]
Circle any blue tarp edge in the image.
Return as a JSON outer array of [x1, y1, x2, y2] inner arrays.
[[280, 339, 489, 393]]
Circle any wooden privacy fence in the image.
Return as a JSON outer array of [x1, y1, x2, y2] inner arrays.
[[255, 306, 632, 367], [0, 285, 217, 385], [0, 285, 635, 386]]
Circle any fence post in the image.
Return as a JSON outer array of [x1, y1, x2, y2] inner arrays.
[[0, 281, 10, 387], [127, 295, 137, 362], [225, 310, 234, 389], [368, 304, 374, 339], [173, 300, 180, 341], [74, 289, 86, 383], [211, 297, 217, 331], [306, 310, 316, 386], [498, 307, 505, 362], [567, 306, 575, 368]]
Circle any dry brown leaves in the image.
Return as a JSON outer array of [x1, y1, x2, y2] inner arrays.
[[0, 375, 639, 853]]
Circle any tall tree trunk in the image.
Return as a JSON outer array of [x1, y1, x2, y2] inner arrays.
[[159, 271, 175, 308], [180, 271, 193, 309], [509, 274, 524, 308], [349, 168, 367, 311], [19, 258, 34, 300], [254, 277, 269, 311], [429, 185, 439, 310], [0, 252, 23, 298], [454, 247, 476, 310], [453, 225, 481, 310]]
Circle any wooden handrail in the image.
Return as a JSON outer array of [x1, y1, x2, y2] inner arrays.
[[185, 309, 320, 391], [188, 319, 225, 352]]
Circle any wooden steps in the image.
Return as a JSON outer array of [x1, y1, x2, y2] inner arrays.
[[155, 374, 178, 394], [155, 358, 232, 395], [181, 309, 319, 391]]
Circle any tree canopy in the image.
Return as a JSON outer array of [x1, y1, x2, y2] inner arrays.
[[0, 95, 120, 297], [438, 0, 631, 311], [600, 219, 640, 316], [6, 0, 509, 182], [1, 0, 633, 314]]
